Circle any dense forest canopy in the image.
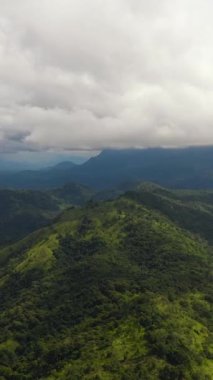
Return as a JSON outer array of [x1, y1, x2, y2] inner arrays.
[[0, 185, 212, 379]]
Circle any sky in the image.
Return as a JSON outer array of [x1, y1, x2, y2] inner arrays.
[[1, 0, 213, 161]]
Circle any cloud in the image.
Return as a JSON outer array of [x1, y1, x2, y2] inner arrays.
[[0, 0, 213, 153]]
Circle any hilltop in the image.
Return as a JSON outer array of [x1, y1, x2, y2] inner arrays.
[[0, 186, 212, 379]]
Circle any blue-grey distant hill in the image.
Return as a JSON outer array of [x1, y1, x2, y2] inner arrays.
[[1, 146, 213, 189]]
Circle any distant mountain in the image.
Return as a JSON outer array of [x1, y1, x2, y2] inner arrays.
[[0, 186, 212, 379], [1, 146, 213, 189], [0, 161, 77, 190], [47, 161, 77, 171], [76, 146, 213, 189], [0, 183, 94, 245]]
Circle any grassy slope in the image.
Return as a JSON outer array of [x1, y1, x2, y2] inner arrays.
[[0, 195, 212, 379]]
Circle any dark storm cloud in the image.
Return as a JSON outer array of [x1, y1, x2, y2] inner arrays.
[[0, 0, 213, 153]]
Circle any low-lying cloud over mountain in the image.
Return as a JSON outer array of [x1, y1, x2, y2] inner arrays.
[[1, 0, 213, 153]]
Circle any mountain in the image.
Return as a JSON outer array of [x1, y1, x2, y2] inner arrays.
[[75, 146, 213, 189], [124, 182, 213, 244], [2, 178, 213, 248], [51, 182, 94, 205], [1, 146, 213, 190], [0, 183, 95, 246], [0, 187, 212, 379], [0, 189, 59, 246], [0, 161, 78, 190], [50, 161, 77, 171]]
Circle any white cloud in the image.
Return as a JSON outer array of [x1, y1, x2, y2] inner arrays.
[[0, 0, 213, 153]]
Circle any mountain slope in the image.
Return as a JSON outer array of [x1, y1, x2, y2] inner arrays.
[[0, 161, 78, 190], [124, 182, 213, 244], [76, 146, 213, 189], [0, 194, 212, 379], [1, 146, 213, 189], [0, 189, 59, 246], [0, 184, 94, 246], [50, 182, 94, 205]]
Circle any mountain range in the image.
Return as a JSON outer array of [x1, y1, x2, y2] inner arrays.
[[2, 181, 213, 247], [1, 146, 213, 189], [0, 147, 213, 379]]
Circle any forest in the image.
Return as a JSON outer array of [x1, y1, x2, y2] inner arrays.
[[0, 184, 212, 379]]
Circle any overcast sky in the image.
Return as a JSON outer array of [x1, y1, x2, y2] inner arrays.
[[1, 0, 213, 156]]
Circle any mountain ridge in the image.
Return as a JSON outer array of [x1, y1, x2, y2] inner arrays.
[[0, 185, 212, 379], [1, 146, 213, 189]]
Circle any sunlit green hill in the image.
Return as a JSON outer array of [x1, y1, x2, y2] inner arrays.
[[124, 182, 213, 244], [0, 189, 212, 379]]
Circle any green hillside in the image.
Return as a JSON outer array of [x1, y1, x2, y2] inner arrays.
[[0, 189, 59, 246], [0, 191, 212, 379], [125, 183, 213, 244], [0, 184, 94, 246], [50, 182, 94, 206]]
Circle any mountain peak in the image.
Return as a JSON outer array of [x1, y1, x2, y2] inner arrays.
[[51, 161, 77, 170]]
